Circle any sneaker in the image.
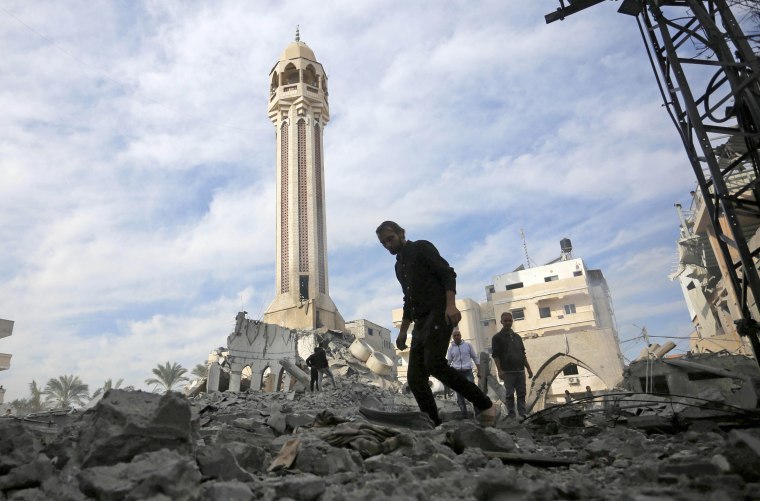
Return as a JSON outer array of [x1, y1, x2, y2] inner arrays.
[[478, 404, 499, 427]]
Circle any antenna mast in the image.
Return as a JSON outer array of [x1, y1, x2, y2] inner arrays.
[[520, 229, 533, 269]]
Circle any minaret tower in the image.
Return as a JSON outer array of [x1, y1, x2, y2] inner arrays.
[[262, 29, 345, 331]]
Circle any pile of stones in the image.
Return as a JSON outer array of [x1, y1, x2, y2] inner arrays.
[[1, 383, 759, 500]]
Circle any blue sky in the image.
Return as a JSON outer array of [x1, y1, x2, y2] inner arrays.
[[0, 0, 722, 399]]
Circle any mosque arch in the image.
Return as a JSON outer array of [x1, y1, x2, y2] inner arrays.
[[270, 72, 279, 92], [303, 65, 318, 87], [260, 365, 272, 391], [284, 63, 299, 84], [526, 352, 603, 412]]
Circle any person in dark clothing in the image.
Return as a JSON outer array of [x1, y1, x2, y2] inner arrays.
[[491, 311, 534, 419], [376, 221, 497, 426], [306, 345, 336, 391], [305, 349, 321, 392]]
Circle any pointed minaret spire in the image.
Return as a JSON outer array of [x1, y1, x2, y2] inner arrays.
[[295, 25, 300, 42]]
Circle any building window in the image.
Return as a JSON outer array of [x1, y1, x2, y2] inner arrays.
[[539, 306, 551, 318], [544, 275, 558, 282], [482, 321, 490, 327], [506, 282, 524, 290], [297, 119, 309, 273], [488, 285, 495, 293], [299, 275, 309, 301], [564, 304, 576, 314], [573, 271, 582, 277], [367, 328, 374, 336], [510, 308, 525, 321], [279, 122, 289, 293], [563, 364, 579, 375]]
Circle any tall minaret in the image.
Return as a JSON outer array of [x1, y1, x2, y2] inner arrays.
[[262, 30, 345, 331]]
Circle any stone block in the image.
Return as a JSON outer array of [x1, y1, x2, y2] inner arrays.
[[0, 422, 40, 475], [263, 473, 325, 501], [77, 449, 201, 500], [76, 390, 198, 468], [199, 480, 254, 501], [195, 446, 254, 482]]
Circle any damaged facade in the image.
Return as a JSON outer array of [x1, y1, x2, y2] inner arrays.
[[0, 319, 13, 404], [672, 185, 755, 356]]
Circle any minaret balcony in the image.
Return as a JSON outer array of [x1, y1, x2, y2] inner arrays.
[[270, 82, 322, 102]]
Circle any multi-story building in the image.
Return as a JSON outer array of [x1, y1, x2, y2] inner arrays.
[[671, 180, 756, 356], [0, 318, 13, 404], [392, 240, 625, 408], [344, 319, 396, 377]]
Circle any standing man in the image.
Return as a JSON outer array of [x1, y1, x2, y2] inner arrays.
[[376, 221, 496, 426], [447, 327, 480, 419], [491, 312, 534, 420], [305, 348, 322, 392]]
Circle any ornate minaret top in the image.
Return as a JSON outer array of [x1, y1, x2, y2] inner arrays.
[[263, 35, 343, 331]]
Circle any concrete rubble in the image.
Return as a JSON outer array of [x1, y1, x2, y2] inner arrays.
[[1, 376, 759, 501], [3, 342, 760, 499]]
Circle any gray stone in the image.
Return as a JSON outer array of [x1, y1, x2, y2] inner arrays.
[[195, 446, 254, 482], [77, 448, 201, 500], [0, 456, 54, 491], [364, 454, 413, 475], [223, 441, 268, 473], [199, 480, 254, 501], [263, 473, 325, 501], [0, 422, 40, 475], [293, 438, 361, 476], [77, 390, 198, 468]]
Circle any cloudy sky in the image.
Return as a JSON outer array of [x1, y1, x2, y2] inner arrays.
[[0, 0, 719, 400]]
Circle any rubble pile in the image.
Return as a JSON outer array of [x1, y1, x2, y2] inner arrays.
[[2, 383, 760, 500]]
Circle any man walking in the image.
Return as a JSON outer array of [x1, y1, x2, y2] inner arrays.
[[376, 221, 496, 426], [491, 311, 534, 419], [446, 327, 480, 419]]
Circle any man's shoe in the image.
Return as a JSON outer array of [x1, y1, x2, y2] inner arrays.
[[478, 404, 499, 427]]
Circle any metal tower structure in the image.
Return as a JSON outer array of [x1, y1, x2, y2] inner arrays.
[[545, 0, 760, 363]]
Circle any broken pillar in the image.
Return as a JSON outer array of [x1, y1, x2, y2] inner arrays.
[[278, 359, 310, 389], [207, 363, 221, 392]]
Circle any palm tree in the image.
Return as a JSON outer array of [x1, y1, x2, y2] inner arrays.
[[145, 361, 189, 393], [191, 363, 209, 379], [28, 380, 45, 412], [92, 378, 124, 397], [43, 375, 90, 409]]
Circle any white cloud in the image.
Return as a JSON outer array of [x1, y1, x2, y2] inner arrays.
[[0, 1, 704, 400]]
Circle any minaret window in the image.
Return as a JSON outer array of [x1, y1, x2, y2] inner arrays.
[[315, 124, 326, 293], [304, 65, 318, 87], [284, 63, 299, 84], [280, 122, 290, 293], [297, 119, 309, 273]]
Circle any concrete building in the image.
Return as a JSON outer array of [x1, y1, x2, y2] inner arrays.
[[0, 318, 13, 405], [263, 30, 345, 331], [391, 240, 625, 409], [672, 191, 755, 356], [344, 319, 396, 377]]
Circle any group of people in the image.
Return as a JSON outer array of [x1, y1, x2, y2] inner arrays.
[[377, 221, 535, 426]]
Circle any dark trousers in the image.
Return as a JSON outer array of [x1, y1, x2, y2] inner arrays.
[[502, 371, 527, 417], [454, 368, 475, 418], [407, 311, 492, 425], [309, 367, 319, 392]]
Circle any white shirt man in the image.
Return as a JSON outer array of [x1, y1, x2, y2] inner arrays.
[[446, 328, 480, 418]]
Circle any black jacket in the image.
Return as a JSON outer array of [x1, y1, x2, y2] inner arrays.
[[306, 348, 328, 369], [395, 239, 457, 321], [491, 328, 527, 372]]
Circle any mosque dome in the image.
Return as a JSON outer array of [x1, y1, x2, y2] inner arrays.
[[280, 40, 316, 61]]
